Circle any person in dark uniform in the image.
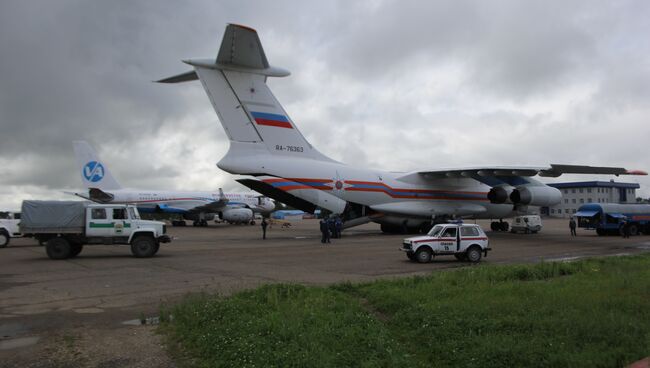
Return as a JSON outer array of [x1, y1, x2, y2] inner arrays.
[[320, 218, 330, 244], [261, 218, 268, 240], [569, 217, 577, 236], [335, 217, 343, 239], [622, 218, 631, 239]]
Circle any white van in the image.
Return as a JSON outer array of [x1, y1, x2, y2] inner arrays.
[[510, 215, 542, 234]]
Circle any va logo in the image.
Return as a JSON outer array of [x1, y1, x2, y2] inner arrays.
[[83, 161, 105, 182]]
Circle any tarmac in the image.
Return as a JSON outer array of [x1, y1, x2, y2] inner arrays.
[[1, 218, 649, 367]]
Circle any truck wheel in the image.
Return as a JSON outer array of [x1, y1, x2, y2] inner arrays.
[[131, 236, 157, 258], [415, 248, 432, 263], [46, 237, 72, 260], [628, 225, 638, 236], [69, 243, 84, 258], [466, 246, 482, 263], [0, 231, 9, 248]]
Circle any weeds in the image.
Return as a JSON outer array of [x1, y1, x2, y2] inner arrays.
[[161, 255, 650, 368]]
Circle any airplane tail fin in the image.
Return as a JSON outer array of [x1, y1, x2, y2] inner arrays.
[[72, 141, 122, 190], [158, 24, 335, 174]]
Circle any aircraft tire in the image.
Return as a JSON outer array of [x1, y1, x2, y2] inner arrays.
[[0, 231, 9, 248], [131, 236, 157, 258], [466, 245, 482, 263], [415, 248, 432, 264], [490, 222, 498, 231], [46, 237, 72, 260]]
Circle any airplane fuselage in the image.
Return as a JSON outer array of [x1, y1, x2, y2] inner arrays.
[[219, 149, 517, 221], [98, 189, 273, 214]]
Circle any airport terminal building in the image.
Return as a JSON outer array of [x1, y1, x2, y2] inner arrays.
[[541, 181, 640, 218]]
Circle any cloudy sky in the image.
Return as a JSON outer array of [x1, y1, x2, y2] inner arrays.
[[1, 0, 649, 210]]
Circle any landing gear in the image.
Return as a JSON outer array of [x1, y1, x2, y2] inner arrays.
[[192, 219, 208, 227]]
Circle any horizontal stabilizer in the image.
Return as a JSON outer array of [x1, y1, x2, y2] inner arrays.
[[88, 188, 114, 203], [156, 70, 198, 84]]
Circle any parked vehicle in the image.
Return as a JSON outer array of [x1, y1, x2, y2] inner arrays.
[[20, 201, 171, 259], [401, 223, 490, 263], [0, 212, 22, 248], [576, 203, 650, 236], [510, 215, 542, 234]]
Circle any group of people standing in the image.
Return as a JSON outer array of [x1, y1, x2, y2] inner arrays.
[[319, 216, 343, 244]]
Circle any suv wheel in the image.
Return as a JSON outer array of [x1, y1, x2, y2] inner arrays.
[[466, 246, 482, 263], [0, 231, 9, 248], [415, 248, 432, 263]]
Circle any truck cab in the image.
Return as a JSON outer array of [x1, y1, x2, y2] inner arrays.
[[0, 211, 22, 248], [401, 223, 490, 263]]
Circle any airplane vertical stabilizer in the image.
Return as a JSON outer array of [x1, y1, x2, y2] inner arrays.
[[158, 24, 336, 173], [73, 141, 122, 190]]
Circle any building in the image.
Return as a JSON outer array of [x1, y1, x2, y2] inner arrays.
[[542, 181, 640, 218]]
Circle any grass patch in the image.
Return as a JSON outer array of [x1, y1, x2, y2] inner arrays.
[[161, 255, 650, 367]]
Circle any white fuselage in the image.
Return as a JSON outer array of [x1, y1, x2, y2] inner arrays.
[[101, 188, 274, 214], [218, 148, 517, 221]]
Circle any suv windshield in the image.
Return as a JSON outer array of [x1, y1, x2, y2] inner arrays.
[[427, 225, 445, 237]]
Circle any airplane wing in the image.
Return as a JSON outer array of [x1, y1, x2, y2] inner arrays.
[[397, 164, 647, 183]]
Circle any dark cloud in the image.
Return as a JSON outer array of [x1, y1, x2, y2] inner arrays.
[[0, 0, 649, 209]]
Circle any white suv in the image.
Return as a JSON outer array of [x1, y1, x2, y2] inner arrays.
[[401, 223, 490, 263]]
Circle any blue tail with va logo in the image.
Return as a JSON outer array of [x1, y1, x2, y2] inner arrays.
[[73, 141, 122, 190]]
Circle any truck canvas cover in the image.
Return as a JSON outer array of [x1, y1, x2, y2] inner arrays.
[[20, 200, 88, 232]]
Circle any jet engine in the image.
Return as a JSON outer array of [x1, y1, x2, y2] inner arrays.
[[487, 186, 514, 204], [220, 208, 254, 224], [509, 186, 562, 206]]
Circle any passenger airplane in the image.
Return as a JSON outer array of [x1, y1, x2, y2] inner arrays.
[[158, 24, 646, 233], [72, 141, 274, 226]]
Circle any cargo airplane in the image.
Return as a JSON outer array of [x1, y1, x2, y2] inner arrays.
[[158, 24, 646, 233], [72, 141, 274, 226]]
